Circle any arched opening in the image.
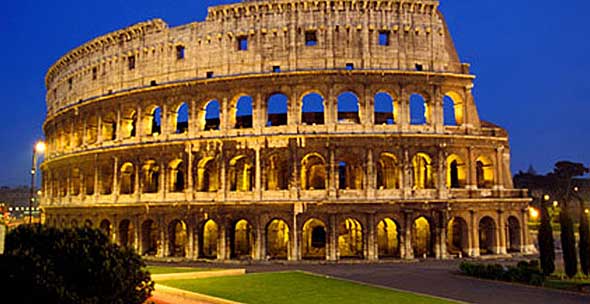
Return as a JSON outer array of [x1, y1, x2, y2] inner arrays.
[[266, 154, 289, 190], [175, 103, 189, 134], [338, 218, 363, 258], [302, 218, 326, 259], [231, 219, 254, 259], [120, 162, 135, 194], [229, 155, 253, 192], [141, 219, 159, 256], [168, 220, 187, 257], [196, 157, 218, 192], [118, 219, 135, 248], [85, 169, 95, 195], [447, 217, 469, 256], [85, 116, 98, 144], [142, 161, 160, 193], [476, 156, 494, 189], [410, 94, 428, 125], [479, 216, 497, 255], [267, 93, 288, 126], [376, 153, 399, 189], [377, 218, 399, 258], [444, 92, 464, 126], [102, 112, 117, 141], [200, 219, 219, 259], [412, 216, 433, 258], [301, 153, 326, 190], [204, 100, 220, 131], [412, 153, 433, 189], [374, 92, 396, 125], [235, 96, 253, 129], [169, 159, 185, 193], [84, 219, 93, 228], [337, 92, 360, 124], [71, 168, 80, 196], [122, 111, 137, 138], [100, 164, 113, 195], [266, 219, 289, 259], [148, 107, 162, 136], [446, 154, 466, 189], [99, 219, 111, 237], [507, 216, 521, 253], [301, 93, 325, 125]]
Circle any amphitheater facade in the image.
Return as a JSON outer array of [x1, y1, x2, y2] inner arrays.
[[41, 0, 533, 261]]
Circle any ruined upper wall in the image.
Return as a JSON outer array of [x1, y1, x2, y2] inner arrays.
[[45, 0, 464, 116]]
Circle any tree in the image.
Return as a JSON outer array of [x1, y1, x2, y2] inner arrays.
[[1, 225, 154, 304], [549, 161, 589, 278], [538, 205, 555, 276], [574, 193, 590, 275]]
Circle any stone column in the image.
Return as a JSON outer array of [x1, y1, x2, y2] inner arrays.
[[255, 216, 264, 260], [255, 146, 262, 200], [403, 211, 414, 259], [186, 143, 194, 198], [93, 160, 100, 203], [497, 210, 507, 254], [112, 156, 119, 203], [115, 107, 122, 140], [495, 146, 505, 189], [469, 210, 480, 257], [366, 149, 375, 199], [96, 115, 103, 144], [466, 146, 476, 190], [367, 213, 377, 261], [187, 219, 195, 259], [328, 147, 336, 197], [398, 89, 409, 131], [290, 206, 301, 261], [158, 216, 166, 258], [134, 161, 141, 201], [328, 214, 337, 261]]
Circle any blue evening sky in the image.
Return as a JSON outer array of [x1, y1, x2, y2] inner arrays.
[[1, 0, 589, 186]]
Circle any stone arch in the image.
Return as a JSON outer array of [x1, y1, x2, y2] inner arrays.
[[447, 216, 469, 256], [234, 95, 253, 128], [444, 91, 464, 126], [476, 155, 494, 189], [267, 93, 288, 126], [374, 92, 397, 125], [146, 106, 162, 136], [196, 157, 219, 192], [302, 218, 327, 259], [337, 91, 360, 124], [410, 93, 429, 125], [446, 154, 467, 189], [202, 99, 221, 131], [231, 219, 254, 259], [174, 102, 189, 134], [376, 153, 399, 189], [168, 219, 187, 257], [377, 218, 400, 258], [122, 110, 137, 138], [266, 218, 290, 259], [479, 216, 497, 255], [71, 168, 81, 196], [200, 219, 219, 259], [141, 160, 160, 193], [99, 219, 111, 237], [412, 216, 434, 258], [301, 92, 325, 125], [169, 159, 185, 193], [229, 155, 254, 192], [118, 219, 135, 248], [301, 153, 327, 190], [338, 217, 364, 258], [141, 219, 159, 256], [266, 154, 289, 190], [507, 216, 521, 253], [102, 112, 117, 141], [120, 162, 135, 194], [337, 158, 364, 190], [412, 153, 434, 189]]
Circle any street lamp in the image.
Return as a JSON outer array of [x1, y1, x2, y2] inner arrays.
[[29, 141, 46, 224]]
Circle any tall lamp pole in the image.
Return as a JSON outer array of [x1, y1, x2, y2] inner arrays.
[[29, 141, 46, 224]]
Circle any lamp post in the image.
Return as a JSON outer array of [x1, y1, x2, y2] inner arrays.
[[29, 141, 46, 224]]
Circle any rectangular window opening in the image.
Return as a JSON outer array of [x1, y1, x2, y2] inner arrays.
[[346, 63, 354, 70], [415, 63, 424, 71], [68, 78, 73, 90], [272, 66, 281, 73], [176, 45, 185, 60], [128, 55, 136, 70], [92, 67, 97, 80], [237, 36, 248, 51], [206, 71, 214, 79], [305, 31, 318, 46], [378, 31, 390, 46]]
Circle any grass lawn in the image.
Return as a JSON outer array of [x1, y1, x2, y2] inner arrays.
[[544, 273, 590, 292], [147, 265, 216, 275], [163, 271, 457, 304]]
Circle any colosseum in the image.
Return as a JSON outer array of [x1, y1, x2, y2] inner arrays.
[[41, 0, 533, 261]]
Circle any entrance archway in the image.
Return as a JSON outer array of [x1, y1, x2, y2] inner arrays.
[[141, 219, 159, 256], [447, 217, 469, 256], [479, 216, 497, 255], [338, 218, 363, 258], [168, 220, 187, 257], [302, 218, 326, 259], [507, 216, 521, 253], [200, 219, 218, 259], [118, 219, 135, 248], [266, 219, 289, 259], [412, 217, 433, 258], [231, 219, 254, 259], [377, 218, 399, 258]]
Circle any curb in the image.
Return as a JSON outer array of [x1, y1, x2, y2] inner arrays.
[[154, 283, 243, 304], [153, 269, 246, 281]]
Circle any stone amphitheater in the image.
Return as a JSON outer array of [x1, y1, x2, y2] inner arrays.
[[41, 0, 533, 261]]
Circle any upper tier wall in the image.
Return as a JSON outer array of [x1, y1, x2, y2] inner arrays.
[[45, 0, 462, 116]]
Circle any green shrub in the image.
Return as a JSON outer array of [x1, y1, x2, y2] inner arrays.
[[459, 260, 544, 286], [1, 225, 154, 304]]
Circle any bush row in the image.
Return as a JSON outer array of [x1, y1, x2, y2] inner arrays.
[[459, 260, 545, 286]]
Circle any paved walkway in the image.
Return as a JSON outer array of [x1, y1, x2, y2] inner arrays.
[[157, 260, 590, 304]]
